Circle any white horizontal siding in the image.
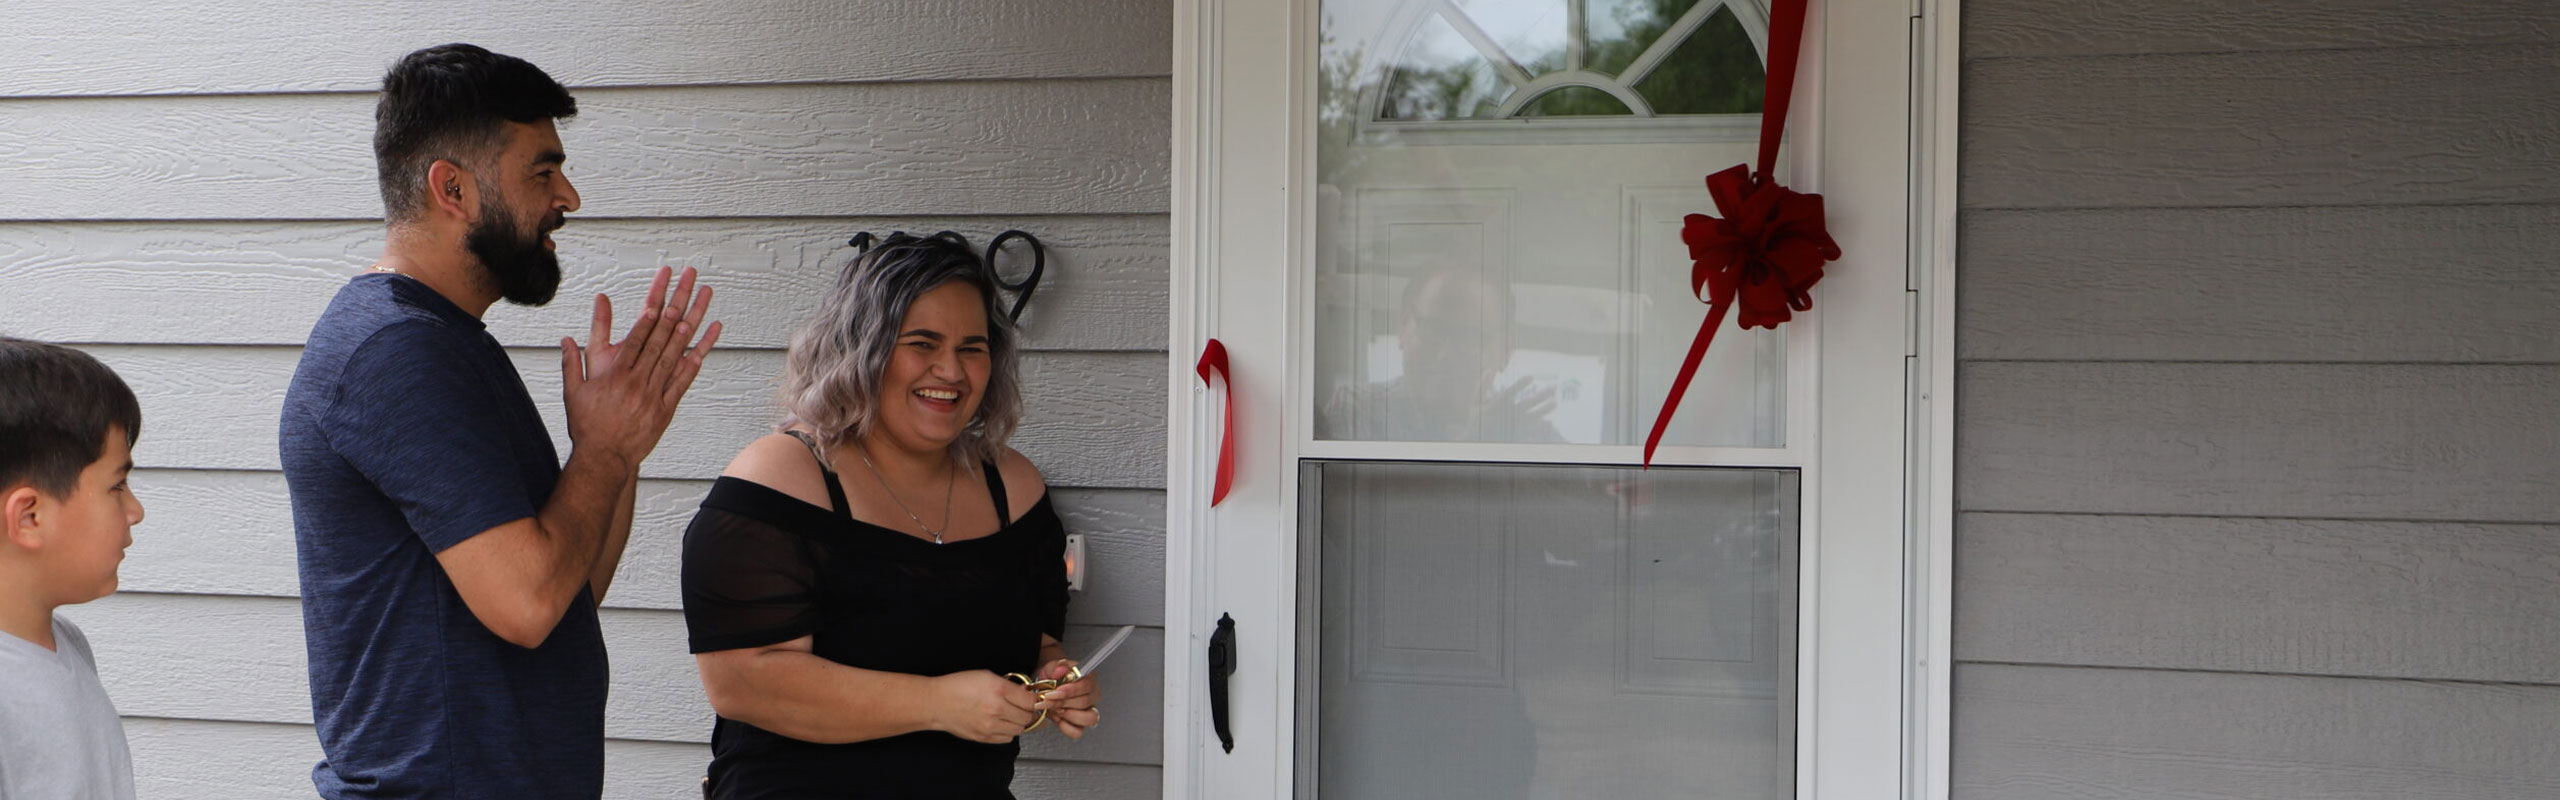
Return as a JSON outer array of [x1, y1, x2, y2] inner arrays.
[[2, 0, 1171, 97], [125, 718, 1160, 800], [1965, 0, 2560, 58], [67, 592, 1166, 765], [119, 468, 1166, 626], [1956, 512, 2560, 683], [1963, 43, 2560, 210], [0, 216, 1170, 351], [1958, 362, 2560, 522], [86, 345, 1167, 488], [1960, 205, 2560, 363], [0, 80, 1171, 221], [1957, 0, 2560, 795], [1956, 664, 2560, 800], [3, 1, 1173, 794]]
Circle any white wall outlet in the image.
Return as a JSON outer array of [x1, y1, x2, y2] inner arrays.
[[1064, 533, 1086, 592]]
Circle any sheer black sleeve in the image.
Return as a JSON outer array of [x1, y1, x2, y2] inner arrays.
[[1023, 497, 1071, 642], [682, 478, 832, 654]]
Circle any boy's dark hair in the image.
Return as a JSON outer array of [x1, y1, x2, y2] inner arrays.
[[0, 337, 142, 498], [374, 43, 578, 223]]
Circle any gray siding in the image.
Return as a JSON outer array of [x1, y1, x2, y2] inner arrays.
[[1955, 1, 2560, 797], [0, 1, 1169, 797]]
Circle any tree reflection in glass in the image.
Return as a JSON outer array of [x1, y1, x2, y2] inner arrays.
[[1362, 0, 1766, 121]]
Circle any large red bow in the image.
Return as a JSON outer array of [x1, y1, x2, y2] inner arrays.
[[1686, 165, 1838, 330], [1642, 165, 1840, 466]]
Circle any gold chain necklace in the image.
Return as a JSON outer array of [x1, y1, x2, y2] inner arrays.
[[855, 445, 957, 544]]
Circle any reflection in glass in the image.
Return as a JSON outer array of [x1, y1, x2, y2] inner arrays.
[[1379, 12, 1512, 120], [1633, 6, 1765, 113], [1319, 257, 1571, 443], [1317, 0, 1784, 448], [1304, 462, 1797, 799], [1585, 0, 1701, 76], [1453, 0, 1573, 75]]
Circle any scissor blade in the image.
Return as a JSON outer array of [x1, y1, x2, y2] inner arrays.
[[1076, 625, 1139, 678]]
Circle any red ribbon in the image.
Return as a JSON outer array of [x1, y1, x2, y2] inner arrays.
[[1642, 0, 1840, 467], [1194, 338, 1234, 506]]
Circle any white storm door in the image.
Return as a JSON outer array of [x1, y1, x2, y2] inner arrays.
[[1170, 0, 1919, 798]]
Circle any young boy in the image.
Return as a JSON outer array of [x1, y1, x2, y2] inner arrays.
[[0, 336, 143, 799]]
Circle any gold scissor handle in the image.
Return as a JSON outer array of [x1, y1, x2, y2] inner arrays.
[[1004, 666, 1086, 732]]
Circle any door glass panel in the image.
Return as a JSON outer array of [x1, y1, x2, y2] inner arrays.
[[1317, 0, 1782, 447], [1300, 461, 1797, 798]]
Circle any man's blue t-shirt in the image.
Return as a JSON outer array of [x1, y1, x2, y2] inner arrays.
[[281, 274, 607, 799]]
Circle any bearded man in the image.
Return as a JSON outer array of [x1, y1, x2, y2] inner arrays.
[[280, 43, 721, 798]]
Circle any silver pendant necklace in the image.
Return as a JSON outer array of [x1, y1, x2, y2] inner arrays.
[[856, 445, 957, 544]]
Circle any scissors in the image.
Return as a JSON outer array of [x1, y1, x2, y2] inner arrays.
[[1007, 624, 1135, 732]]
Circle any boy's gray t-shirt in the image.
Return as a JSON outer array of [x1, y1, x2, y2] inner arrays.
[[0, 616, 136, 800]]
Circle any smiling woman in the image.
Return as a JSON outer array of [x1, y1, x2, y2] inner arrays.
[[677, 233, 1089, 799], [778, 232, 1024, 467]]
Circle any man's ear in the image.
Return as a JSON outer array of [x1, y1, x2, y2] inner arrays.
[[424, 159, 475, 222], [2, 486, 44, 551]]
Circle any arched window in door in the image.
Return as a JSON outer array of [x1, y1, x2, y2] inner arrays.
[[1357, 0, 1769, 124]]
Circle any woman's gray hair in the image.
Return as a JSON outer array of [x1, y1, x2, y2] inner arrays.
[[778, 232, 1022, 464]]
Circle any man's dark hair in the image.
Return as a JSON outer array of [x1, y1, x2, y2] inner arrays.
[[374, 43, 577, 223], [0, 337, 142, 498]]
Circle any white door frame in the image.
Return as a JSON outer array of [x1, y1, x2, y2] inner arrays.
[[1163, 1, 1961, 797]]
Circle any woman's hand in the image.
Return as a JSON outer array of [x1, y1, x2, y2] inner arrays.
[[930, 670, 1042, 744], [1033, 659, 1101, 739]]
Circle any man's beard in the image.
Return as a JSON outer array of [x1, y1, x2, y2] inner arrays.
[[464, 194, 565, 307]]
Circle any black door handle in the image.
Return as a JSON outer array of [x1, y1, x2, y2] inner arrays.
[[1208, 613, 1237, 753]]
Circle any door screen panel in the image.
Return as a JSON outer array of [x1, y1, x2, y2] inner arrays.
[[1301, 461, 1797, 799]]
